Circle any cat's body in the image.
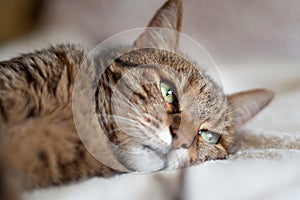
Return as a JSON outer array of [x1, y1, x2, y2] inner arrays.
[[0, 0, 273, 199], [0, 44, 119, 189]]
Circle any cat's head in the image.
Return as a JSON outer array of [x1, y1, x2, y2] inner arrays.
[[95, 0, 273, 172]]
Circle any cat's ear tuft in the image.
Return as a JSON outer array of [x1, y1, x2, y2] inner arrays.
[[133, 0, 183, 50], [227, 89, 274, 128]]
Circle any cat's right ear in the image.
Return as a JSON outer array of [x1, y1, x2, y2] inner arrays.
[[227, 89, 274, 129], [133, 0, 183, 50]]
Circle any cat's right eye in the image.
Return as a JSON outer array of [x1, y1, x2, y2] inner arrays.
[[160, 82, 176, 104]]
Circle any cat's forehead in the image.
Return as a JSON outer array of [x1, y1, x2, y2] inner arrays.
[[117, 48, 192, 68], [114, 48, 206, 85]]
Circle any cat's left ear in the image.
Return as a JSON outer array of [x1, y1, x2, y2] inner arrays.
[[133, 0, 183, 50], [227, 89, 274, 129]]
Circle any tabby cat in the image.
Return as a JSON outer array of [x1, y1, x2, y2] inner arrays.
[[0, 0, 273, 199]]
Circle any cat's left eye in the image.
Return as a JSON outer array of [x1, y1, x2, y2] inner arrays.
[[160, 82, 176, 104], [198, 130, 220, 144]]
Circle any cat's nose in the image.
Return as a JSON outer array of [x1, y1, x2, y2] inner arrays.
[[167, 113, 196, 149], [171, 128, 194, 149]]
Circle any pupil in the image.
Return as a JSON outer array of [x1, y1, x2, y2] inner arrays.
[[167, 90, 172, 96], [207, 133, 213, 140]]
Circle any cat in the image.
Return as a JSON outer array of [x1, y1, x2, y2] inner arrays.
[[0, 0, 273, 199]]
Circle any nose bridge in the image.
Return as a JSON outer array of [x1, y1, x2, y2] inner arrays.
[[167, 113, 181, 130], [167, 113, 196, 149]]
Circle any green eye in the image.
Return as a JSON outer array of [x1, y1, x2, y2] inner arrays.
[[198, 130, 220, 144], [160, 82, 176, 104]]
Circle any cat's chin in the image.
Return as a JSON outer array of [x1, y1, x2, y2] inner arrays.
[[115, 147, 189, 172], [116, 149, 167, 172], [165, 148, 189, 170]]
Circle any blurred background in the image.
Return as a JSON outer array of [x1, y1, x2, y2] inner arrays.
[[1, 0, 299, 62]]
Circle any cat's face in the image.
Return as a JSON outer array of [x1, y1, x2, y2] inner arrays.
[[97, 48, 233, 171], [94, 0, 273, 172]]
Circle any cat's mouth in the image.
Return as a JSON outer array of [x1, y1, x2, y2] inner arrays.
[[142, 144, 158, 152], [142, 143, 172, 155], [140, 144, 170, 169], [143, 144, 167, 152]]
